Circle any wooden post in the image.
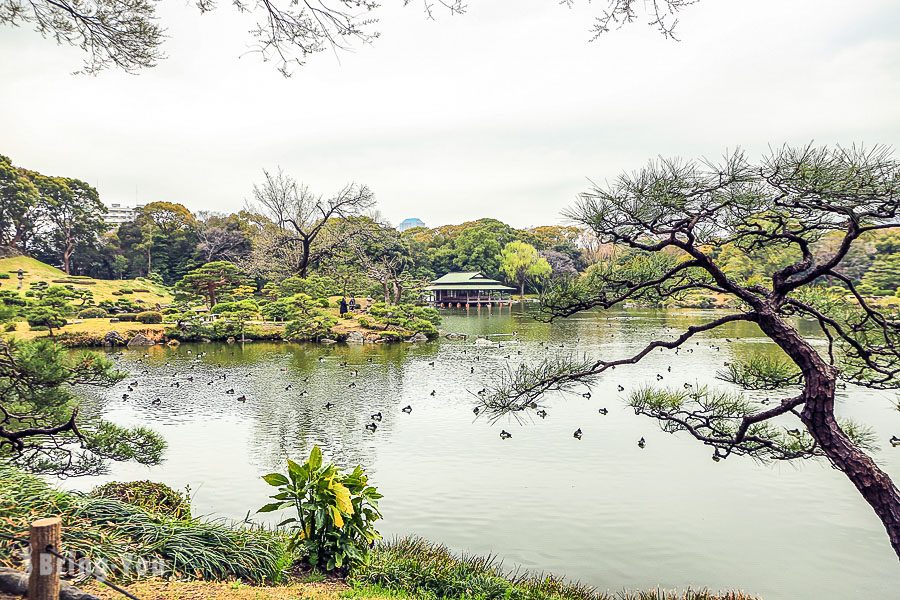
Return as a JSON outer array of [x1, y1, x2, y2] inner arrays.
[[28, 517, 61, 600]]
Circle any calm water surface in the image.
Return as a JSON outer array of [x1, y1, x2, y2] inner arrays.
[[69, 306, 899, 599]]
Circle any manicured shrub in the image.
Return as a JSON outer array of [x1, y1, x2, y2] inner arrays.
[[91, 480, 191, 520], [132, 288, 150, 293], [117, 313, 137, 322], [77, 307, 109, 319], [136, 311, 163, 324], [284, 312, 337, 341], [211, 299, 259, 315], [0, 273, 9, 279], [51, 279, 96, 285], [119, 287, 134, 294], [365, 303, 441, 337], [316, 298, 330, 308]]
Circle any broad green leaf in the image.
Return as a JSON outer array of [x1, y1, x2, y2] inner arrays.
[[262, 473, 289, 486], [331, 481, 354, 515], [257, 502, 284, 513], [308, 445, 323, 470]]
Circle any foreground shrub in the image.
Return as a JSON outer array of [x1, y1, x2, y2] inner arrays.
[[0, 466, 293, 584], [136, 310, 163, 324], [91, 480, 191, 520], [117, 312, 137, 322], [259, 445, 383, 571], [77, 307, 109, 319]]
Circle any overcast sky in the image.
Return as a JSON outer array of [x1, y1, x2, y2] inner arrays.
[[1, 0, 899, 228]]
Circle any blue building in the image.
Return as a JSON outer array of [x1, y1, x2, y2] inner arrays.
[[398, 217, 425, 232]]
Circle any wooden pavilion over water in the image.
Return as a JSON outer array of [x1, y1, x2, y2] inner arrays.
[[425, 272, 516, 307]]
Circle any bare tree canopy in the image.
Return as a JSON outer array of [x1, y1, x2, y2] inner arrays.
[[481, 144, 900, 557], [246, 168, 375, 278], [0, 0, 696, 75]]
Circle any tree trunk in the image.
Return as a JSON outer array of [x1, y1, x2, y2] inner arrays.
[[383, 280, 390, 304], [208, 282, 217, 307], [299, 239, 311, 278], [519, 280, 525, 300], [62, 240, 74, 275], [757, 309, 900, 558], [802, 390, 900, 557]]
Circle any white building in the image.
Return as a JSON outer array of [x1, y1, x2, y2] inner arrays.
[[103, 203, 144, 227]]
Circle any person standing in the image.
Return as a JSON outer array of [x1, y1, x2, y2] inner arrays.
[[339, 297, 348, 315]]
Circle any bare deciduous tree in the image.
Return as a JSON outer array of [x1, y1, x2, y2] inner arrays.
[[482, 144, 900, 557], [247, 168, 375, 278]]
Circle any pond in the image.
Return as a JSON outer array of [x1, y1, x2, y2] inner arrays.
[[69, 306, 899, 599]]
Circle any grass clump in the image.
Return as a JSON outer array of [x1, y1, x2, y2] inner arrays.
[[90, 480, 192, 520], [0, 466, 294, 584], [352, 538, 758, 600]]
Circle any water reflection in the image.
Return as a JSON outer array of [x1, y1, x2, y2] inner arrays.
[[71, 307, 899, 600]]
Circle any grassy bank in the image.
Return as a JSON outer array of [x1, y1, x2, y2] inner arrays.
[[0, 256, 172, 305], [0, 468, 758, 600], [2, 317, 166, 342]]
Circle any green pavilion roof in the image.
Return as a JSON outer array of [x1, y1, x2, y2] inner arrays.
[[425, 272, 515, 291]]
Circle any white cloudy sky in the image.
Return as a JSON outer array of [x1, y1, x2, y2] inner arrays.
[[1, 0, 899, 228]]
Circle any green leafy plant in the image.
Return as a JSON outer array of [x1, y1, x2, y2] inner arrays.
[[258, 445, 383, 571]]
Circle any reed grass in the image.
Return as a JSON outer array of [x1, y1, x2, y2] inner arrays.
[[0, 468, 759, 599], [0, 465, 293, 584]]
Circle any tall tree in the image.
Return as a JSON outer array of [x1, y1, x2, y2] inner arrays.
[[0, 155, 40, 252], [482, 145, 900, 557], [498, 240, 551, 298], [121, 201, 197, 281], [0, 1, 694, 75], [350, 221, 414, 304], [248, 168, 375, 278], [34, 176, 106, 274], [195, 211, 254, 263]]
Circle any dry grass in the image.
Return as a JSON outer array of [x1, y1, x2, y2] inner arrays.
[[0, 256, 172, 305], [83, 579, 349, 600], [3, 318, 165, 341]]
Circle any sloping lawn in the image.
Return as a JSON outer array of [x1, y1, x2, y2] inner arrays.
[[0, 256, 172, 305]]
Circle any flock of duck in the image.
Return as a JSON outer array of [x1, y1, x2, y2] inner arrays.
[[113, 335, 900, 451]]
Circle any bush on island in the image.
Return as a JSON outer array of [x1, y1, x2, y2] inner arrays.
[[136, 311, 163, 324]]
